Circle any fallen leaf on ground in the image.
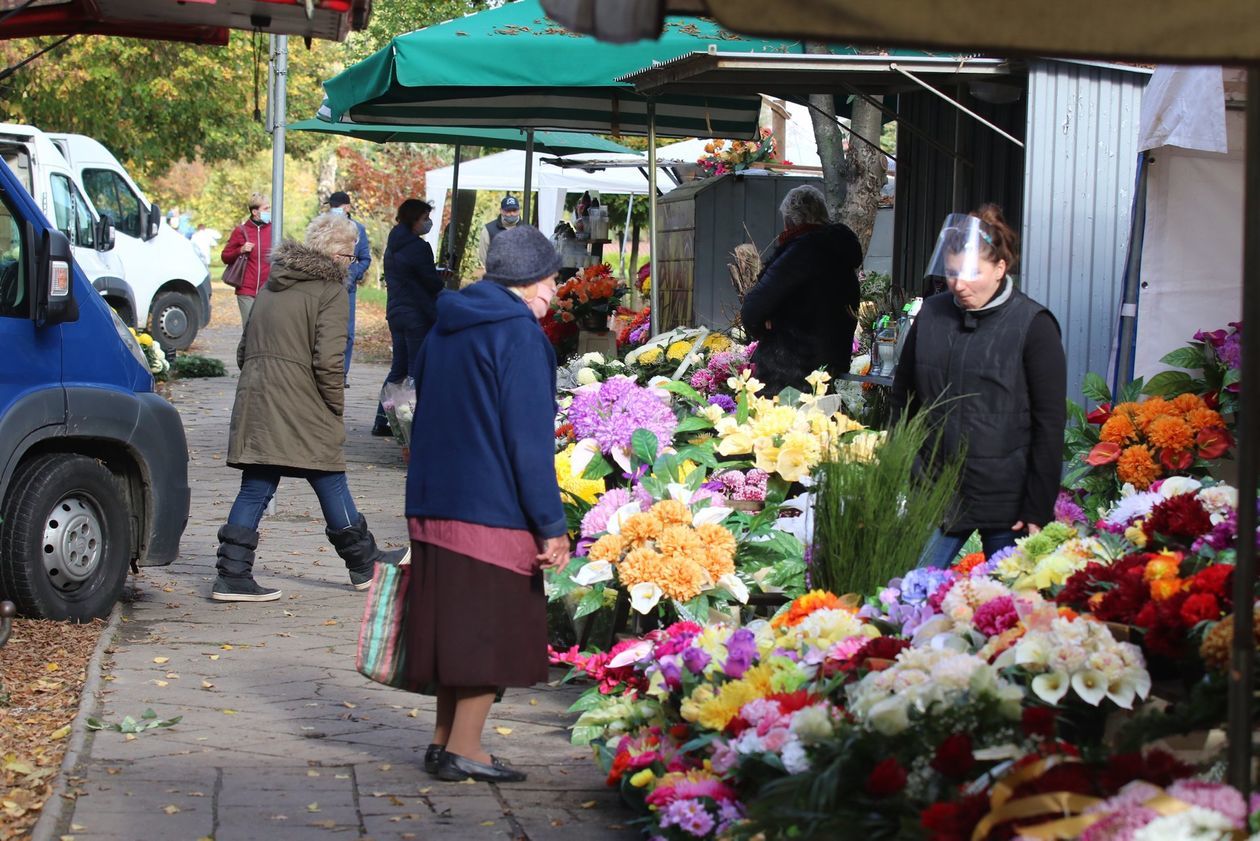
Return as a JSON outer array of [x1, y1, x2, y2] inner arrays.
[[163, 805, 180, 815], [406, 708, 419, 718], [152, 657, 169, 665], [580, 800, 597, 809], [493, 726, 513, 736], [221, 709, 238, 715], [49, 725, 71, 741], [307, 802, 319, 812]]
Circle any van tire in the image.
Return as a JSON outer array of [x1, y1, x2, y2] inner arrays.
[[150, 290, 199, 352], [0, 454, 131, 621]]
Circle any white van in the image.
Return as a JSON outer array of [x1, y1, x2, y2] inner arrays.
[[0, 124, 211, 351], [50, 132, 211, 351]]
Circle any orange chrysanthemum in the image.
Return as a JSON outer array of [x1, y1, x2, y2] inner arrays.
[[620, 512, 664, 545], [588, 533, 626, 563], [695, 523, 737, 563], [1116, 444, 1160, 489], [618, 546, 705, 601], [1143, 555, 1181, 582], [1133, 397, 1172, 430], [1185, 407, 1226, 433], [952, 552, 988, 576], [1146, 416, 1195, 452], [771, 590, 843, 629], [1150, 577, 1186, 602], [1099, 414, 1139, 445], [1171, 392, 1206, 414], [651, 499, 692, 527], [656, 524, 705, 560]]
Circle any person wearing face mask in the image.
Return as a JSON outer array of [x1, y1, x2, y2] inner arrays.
[[891, 204, 1067, 568], [220, 192, 273, 327], [372, 198, 445, 436], [326, 191, 372, 388], [475, 195, 521, 270], [403, 224, 567, 784]]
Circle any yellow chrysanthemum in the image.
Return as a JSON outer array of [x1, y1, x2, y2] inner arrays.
[[638, 347, 663, 365], [588, 533, 626, 563], [555, 444, 606, 505], [651, 499, 692, 527], [136, 332, 154, 347], [620, 512, 664, 545], [688, 664, 775, 731], [666, 340, 694, 361], [702, 334, 733, 352]]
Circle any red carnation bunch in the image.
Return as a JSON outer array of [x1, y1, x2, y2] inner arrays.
[[930, 734, 976, 778], [1143, 493, 1215, 545], [864, 757, 907, 798], [824, 636, 910, 681]]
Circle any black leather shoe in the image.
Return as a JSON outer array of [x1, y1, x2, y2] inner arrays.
[[436, 751, 526, 783], [370, 423, 393, 437], [424, 743, 445, 775]]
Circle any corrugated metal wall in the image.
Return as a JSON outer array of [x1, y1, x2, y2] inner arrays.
[[1021, 60, 1148, 406]]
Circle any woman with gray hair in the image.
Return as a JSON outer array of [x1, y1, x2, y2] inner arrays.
[[212, 212, 407, 602], [740, 183, 863, 395]]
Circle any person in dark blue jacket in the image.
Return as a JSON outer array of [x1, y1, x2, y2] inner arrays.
[[402, 225, 569, 784], [327, 191, 371, 387], [372, 198, 444, 435]]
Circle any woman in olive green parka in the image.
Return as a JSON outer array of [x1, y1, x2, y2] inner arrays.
[[213, 212, 407, 603]]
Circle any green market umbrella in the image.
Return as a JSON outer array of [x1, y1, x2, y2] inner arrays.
[[288, 118, 637, 155], [321, 0, 803, 138]]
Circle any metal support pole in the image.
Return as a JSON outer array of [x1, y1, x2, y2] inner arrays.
[[522, 129, 535, 224], [1114, 153, 1150, 393], [1227, 65, 1260, 797], [447, 143, 462, 271], [269, 34, 288, 236], [648, 99, 660, 336]]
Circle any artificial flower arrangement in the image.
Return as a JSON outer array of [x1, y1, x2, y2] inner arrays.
[[378, 377, 415, 449], [616, 304, 651, 349], [622, 327, 737, 382], [1144, 320, 1242, 418], [695, 127, 782, 178], [130, 328, 170, 380], [1063, 372, 1234, 510], [553, 262, 624, 331]]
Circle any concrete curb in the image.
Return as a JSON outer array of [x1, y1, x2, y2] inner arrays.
[[30, 602, 123, 841]]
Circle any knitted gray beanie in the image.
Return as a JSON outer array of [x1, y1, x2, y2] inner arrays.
[[483, 224, 562, 287]]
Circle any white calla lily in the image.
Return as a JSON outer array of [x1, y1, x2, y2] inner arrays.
[[628, 582, 664, 614], [667, 483, 694, 505], [604, 501, 645, 536], [573, 560, 614, 587], [1105, 679, 1137, 709], [1031, 671, 1071, 705], [1158, 477, 1202, 498], [691, 505, 732, 526], [609, 445, 633, 473], [607, 639, 652, 669], [716, 573, 749, 604], [1070, 669, 1108, 706], [569, 438, 603, 478]]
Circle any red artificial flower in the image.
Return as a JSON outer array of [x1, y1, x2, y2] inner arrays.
[[930, 734, 976, 778], [1022, 706, 1058, 739], [864, 757, 908, 798], [668, 724, 690, 741], [1086, 442, 1123, 466], [1204, 390, 1221, 410], [606, 749, 632, 786], [1159, 448, 1194, 471], [921, 793, 991, 841], [1179, 592, 1222, 626], [1196, 427, 1234, 460], [1144, 494, 1215, 543], [1192, 564, 1234, 600], [1086, 403, 1113, 424]]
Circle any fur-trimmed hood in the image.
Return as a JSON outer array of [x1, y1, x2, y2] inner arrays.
[[267, 239, 348, 291]]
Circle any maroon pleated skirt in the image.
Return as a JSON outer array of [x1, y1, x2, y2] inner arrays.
[[403, 540, 549, 689]]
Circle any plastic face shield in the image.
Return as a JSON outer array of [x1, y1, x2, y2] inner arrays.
[[924, 214, 993, 283]]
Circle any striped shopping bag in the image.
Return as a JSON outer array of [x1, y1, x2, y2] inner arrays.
[[356, 558, 414, 689]]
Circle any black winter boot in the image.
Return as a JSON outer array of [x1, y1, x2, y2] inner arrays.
[[212, 524, 282, 602], [326, 515, 409, 590]]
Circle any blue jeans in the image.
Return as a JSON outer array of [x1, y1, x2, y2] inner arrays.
[[375, 318, 429, 430], [344, 284, 356, 380], [917, 527, 1022, 569], [227, 466, 360, 532]]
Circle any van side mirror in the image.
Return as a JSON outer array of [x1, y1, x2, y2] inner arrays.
[[25, 220, 78, 327], [96, 213, 116, 252], [139, 201, 161, 241]]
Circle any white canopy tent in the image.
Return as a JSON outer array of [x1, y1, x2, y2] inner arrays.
[[1128, 66, 1247, 380], [421, 149, 678, 250]]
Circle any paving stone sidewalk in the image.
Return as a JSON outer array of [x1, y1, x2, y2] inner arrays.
[[49, 298, 636, 841]]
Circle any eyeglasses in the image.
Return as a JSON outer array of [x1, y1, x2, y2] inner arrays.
[[337, 253, 355, 259]]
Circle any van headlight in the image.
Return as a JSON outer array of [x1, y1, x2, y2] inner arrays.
[[109, 307, 150, 372]]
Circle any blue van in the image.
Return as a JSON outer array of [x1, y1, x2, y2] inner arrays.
[[0, 158, 188, 620]]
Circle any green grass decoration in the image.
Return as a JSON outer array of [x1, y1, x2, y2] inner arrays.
[[170, 354, 227, 378], [809, 407, 964, 597]]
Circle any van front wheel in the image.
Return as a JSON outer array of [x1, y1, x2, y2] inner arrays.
[[0, 454, 131, 620], [150, 290, 199, 352]]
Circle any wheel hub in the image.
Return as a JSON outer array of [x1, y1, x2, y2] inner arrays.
[[159, 305, 188, 340], [42, 496, 103, 590]]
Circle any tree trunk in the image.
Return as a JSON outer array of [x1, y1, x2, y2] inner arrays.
[[806, 46, 845, 220], [315, 151, 338, 206], [451, 188, 478, 285], [628, 220, 642, 308], [838, 96, 887, 255]]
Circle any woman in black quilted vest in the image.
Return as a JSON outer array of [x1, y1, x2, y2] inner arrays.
[[891, 204, 1066, 568]]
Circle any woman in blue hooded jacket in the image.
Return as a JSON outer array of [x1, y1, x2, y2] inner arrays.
[[403, 225, 568, 784], [372, 198, 445, 435]]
